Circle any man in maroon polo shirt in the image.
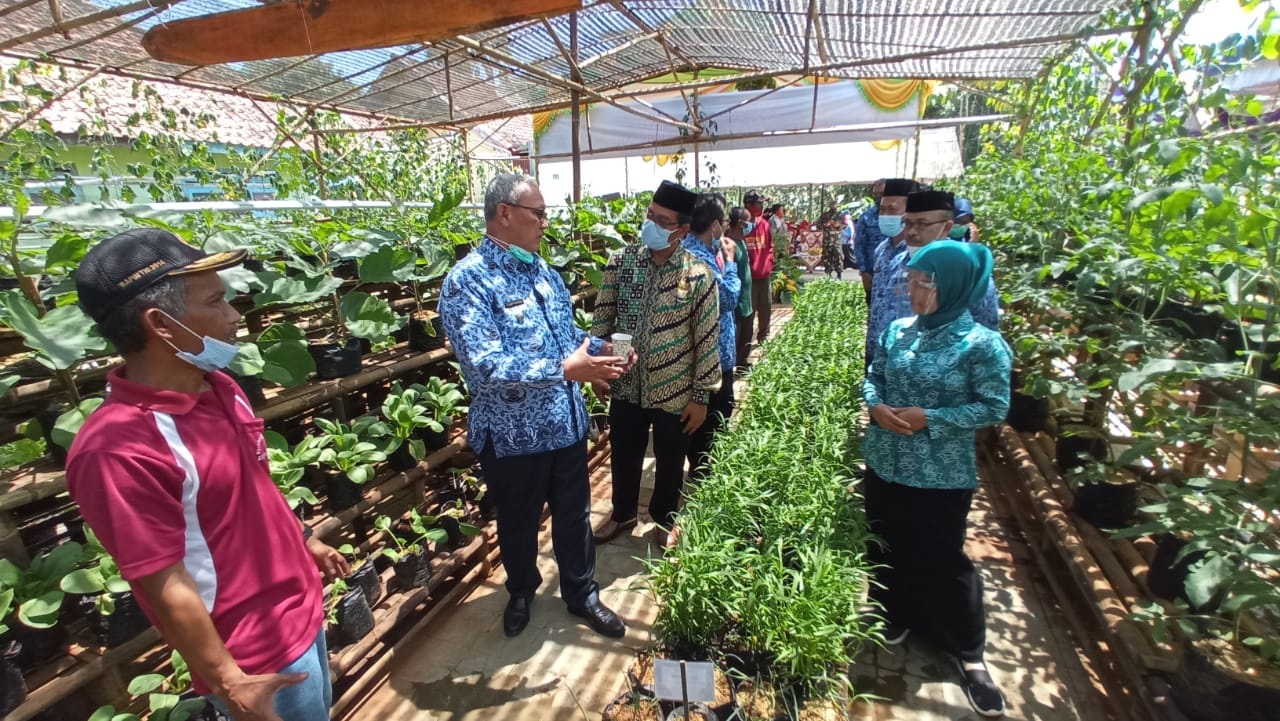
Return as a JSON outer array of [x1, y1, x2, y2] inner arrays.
[[66, 229, 349, 721]]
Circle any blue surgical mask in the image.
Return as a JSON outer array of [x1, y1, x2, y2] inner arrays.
[[878, 215, 904, 238], [641, 219, 673, 251], [161, 312, 239, 372], [742, 220, 755, 236], [949, 225, 969, 240]]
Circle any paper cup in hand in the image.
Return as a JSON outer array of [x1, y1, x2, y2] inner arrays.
[[610, 333, 632, 360]]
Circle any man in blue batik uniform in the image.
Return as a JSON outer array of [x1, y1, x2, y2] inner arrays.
[[867, 190, 1000, 361], [439, 174, 630, 640]]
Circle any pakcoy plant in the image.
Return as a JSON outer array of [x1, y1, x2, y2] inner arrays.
[[263, 430, 326, 511], [379, 383, 439, 470]]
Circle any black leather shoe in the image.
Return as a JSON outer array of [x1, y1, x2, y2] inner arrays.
[[568, 599, 626, 638], [504, 595, 532, 637]]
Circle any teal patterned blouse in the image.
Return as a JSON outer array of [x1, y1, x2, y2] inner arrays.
[[862, 311, 1012, 490]]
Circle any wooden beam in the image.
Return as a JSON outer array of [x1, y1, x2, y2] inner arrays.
[[570, 11, 582, 204], [141, 0, 583, 66]]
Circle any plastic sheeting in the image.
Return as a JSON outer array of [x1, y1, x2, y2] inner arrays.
[[536, 127, 964, 201], [533, 81, 923, 160]]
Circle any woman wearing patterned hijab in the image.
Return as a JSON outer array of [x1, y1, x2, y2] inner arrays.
[[861, 240, 1013, 717]]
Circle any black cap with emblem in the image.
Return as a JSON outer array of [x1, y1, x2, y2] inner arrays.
[[75, 228, 246, 323]]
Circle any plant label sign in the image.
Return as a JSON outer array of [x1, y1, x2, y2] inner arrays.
[[653, 659, 716, 702]]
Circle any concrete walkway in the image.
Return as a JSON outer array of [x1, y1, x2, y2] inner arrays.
[[352, 305, 1106, 721]]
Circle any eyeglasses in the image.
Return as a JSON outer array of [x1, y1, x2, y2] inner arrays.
[[902, 219, 950, 233], [506, 203, 548, 220], [907, 275, 937, 289], [646, 211, 681, 231]]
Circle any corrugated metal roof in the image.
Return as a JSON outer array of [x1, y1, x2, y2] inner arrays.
[[1, 0, 1123, 126]]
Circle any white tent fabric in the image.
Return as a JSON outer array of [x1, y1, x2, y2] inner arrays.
[[533, 81, 923, 160], [1225, 58, 1280, 97], [536, 127, 964, 202]]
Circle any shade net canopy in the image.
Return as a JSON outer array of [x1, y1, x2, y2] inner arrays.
[[1, 0, 1123, 128]]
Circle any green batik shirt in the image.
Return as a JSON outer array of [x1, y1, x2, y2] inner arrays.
[[592, 244, 721, 414], [862, 311, 1012, 490]]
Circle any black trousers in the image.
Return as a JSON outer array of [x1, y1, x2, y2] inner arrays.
[[735, 313, 753, 369], [686, 370, 735, 483], [479, 438, 598, 607], [864, 468, 987, 662], [608, 398, 691, 529]]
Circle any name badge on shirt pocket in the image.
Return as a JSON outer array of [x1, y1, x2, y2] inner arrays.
[[503, 298, 529, 323]]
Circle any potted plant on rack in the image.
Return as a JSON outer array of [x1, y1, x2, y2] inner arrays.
[[0, 542, 83, 671], [264, 431, 326, 519], [358, 227, 452, 353], [335, 544, 384, 610], [375, 510, 448, 590], [59, 527, 150, 648], [120, 649, 231, 721], [0, 594, 24, 716], [251, 219, 405, 379], [379, 383, 438, 472], [434, 500, 483, 550], [326, 577, 375, 647], [314, 417, 391, 512], [414, 376, 467, 451]]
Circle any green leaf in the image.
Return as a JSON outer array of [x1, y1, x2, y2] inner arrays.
[[51, 397, 105, 450], [1185, 555, 1232, 609], [257, 324, 315, 387], [358, 245, 417, 283], [127, 673, 166, 696], [148, 692, 180, 714], [43, 234, 90, 273], [0, 291, 109, 370], [60, 568, 107, 594], [252, 271, 343, 308], [227, 342, 265, 377], [0, 374, 19, 398], [340, 291, 404, 341], [18, 589, 65, 628], [36, 203, 131, 230], [1155, 139, 1180, 165], [89, 706, 119, 721], [168, 698, 206, 721]]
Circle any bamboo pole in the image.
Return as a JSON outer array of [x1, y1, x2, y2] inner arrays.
[[570, 12, 582, 204], [0, 0, 179, 51], [448, 36, 699, 133]]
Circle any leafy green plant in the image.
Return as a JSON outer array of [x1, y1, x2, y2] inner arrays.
[[373, 510, 449, 563], [122, 650, 206, 721], [59, 527, 130, 616], [314, 416, 391, 484], [264, 431, 326, 509], [413, 377, 467, 428], [380, 384, 440, 462], [0, 542, 84, 629], [325, 577, 350, 627]]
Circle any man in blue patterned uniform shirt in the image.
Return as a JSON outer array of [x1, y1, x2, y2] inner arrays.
[[867, 190, 1000, 361], [680, 194, 741, 483], [854, 179, 886, 297], [439, 174, 629, 640]]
